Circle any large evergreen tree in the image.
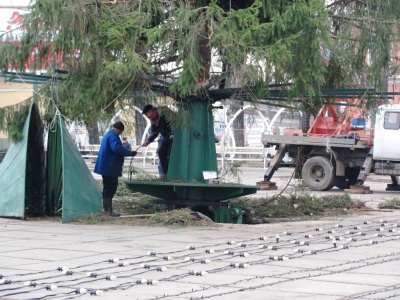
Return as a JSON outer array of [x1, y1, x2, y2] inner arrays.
[[1, 0, 399, 133]]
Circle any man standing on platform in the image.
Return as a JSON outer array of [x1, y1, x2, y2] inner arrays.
[[141, 105, 174, 177]]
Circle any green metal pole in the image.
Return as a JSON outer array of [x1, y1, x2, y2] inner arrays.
[[168, 101, 218, 182]]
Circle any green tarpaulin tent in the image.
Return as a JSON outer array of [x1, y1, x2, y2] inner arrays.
[[0, 103, 44, 217], [0, 104, 101, 222], [46, 114, 101, 222]]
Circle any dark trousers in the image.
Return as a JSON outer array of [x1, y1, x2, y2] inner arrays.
[[102, 175, 118, 198], [157, 139, 172, 175]]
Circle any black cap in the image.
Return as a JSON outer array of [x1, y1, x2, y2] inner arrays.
[[142, 104, 153, 115], [113, 121, 124, 131]]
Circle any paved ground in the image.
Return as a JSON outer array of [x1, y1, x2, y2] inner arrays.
[[1, 163, 400, 300]]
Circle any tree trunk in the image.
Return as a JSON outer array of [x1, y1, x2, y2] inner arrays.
[[86, 121, 100, 144], [233, 101, 245, 147], [135, 99, 148, 145], [197, 31, 211, 88]]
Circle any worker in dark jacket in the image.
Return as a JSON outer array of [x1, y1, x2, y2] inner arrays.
[[94, 121, 137, 217], [122, 137, 132, 151], [142, 105, 174, 176]]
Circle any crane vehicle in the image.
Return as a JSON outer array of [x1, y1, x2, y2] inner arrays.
[[262, 100, 400, 191]]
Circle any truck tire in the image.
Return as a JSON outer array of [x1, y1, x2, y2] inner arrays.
[[302, 156, 336, 191], [301, 109, 319, 134], [301, 114, 311, 133]]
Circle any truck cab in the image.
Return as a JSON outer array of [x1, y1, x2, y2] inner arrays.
[[373, 104, 400, 161]]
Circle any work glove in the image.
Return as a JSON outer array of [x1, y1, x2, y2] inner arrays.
[[131, 151, 137, 156]]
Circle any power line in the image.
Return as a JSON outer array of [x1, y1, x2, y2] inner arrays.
[[0, 6, 29, 10]]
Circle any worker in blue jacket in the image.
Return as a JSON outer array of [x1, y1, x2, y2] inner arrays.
[[94, 121, 137, 217]]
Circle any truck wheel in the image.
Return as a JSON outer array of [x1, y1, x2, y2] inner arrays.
[[302, 156, 335, 191], [301, 109, 318, 133], [301, 114, 311, 133]]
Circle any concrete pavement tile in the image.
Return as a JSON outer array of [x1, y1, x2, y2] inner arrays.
[[1, 245, 37, 254], [346, 261, 400, 276], [1, 238, 73, 249], [341, 286, 400, 300], [176, 272, 258, 286], [205, 288, 339, 300], [323, 254, 400, 273], [0, 256, 57, 269], [95, 283, 220, 300], [41, 239, 149, 253], [126, 282, 240, 300], [218, 270, 331, 288], [263, 256, 344, 270], [342, 241, 400, 256], [1, 249, 101, 265], [258, 278, 379, 297], [230, 262, 313, 277], [0, 230, 49, 240], [0, 287, 64, 300], [310, 271, 400, 287], [0, 254, 121, 273]]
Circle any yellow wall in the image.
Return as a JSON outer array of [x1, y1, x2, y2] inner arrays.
[[0, 81, 34, 138]]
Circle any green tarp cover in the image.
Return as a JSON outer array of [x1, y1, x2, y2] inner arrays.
[[0, 105, 101, 222], [46, 114, 101, 222], [0, 103, 44, 218]]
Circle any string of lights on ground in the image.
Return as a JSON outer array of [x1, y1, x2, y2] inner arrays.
[[1, 216, 399, 299]]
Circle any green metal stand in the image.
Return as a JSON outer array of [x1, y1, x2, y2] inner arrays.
[[214, 207, 244, 224], [168, 101, 217, 181], [126, 100, 257, 222]]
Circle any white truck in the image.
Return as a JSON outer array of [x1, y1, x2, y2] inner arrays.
[[262, 104, 400, 191]]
